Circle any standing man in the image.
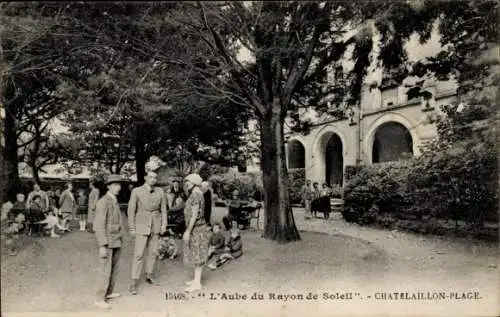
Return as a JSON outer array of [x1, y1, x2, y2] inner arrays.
[[128, 170, 167, 295], [87, 181, 100, 233], [301, 180, 312, 219], [59, 182, 76, 229], [26, 183, 49, 212], [93, 174, 126, 309]]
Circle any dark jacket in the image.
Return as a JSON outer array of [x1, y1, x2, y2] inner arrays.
[[93, 193, 123, 248]]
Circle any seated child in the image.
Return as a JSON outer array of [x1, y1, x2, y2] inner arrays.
[[157, 230, 179, 260], [1, 212, 25, 256], [206, 223, 226, 268], [26, 195, 47, 236], [208, 219, 243, 270], [37, 210, 69, 238]]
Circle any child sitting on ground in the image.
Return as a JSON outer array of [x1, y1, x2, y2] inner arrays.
[[37, 210, 70, 238], [208, 219, 243, 270], [206, 222, 226, 268]]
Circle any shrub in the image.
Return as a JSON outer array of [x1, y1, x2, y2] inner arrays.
[[209, 171, 263, 201], [288, 169, 305, 204], [344, 165, 365, 183], [343, 140, 498, 239]]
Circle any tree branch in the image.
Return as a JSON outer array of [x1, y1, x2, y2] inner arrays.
[[283, 3, 327, 107]]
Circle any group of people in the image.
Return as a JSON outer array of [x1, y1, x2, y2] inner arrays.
[[1, 159, 245, 309], [1, 182, 100, 255], [300, 180, 335, 220], [93, 166, 243, 309]]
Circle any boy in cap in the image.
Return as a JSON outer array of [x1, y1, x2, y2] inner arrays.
[[93, 174, 126, 309]]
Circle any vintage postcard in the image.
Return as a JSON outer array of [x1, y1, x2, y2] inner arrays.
[[1, 1, 498, 317]]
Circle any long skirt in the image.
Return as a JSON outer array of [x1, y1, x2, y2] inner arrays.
[[183, 226, 210, 267]]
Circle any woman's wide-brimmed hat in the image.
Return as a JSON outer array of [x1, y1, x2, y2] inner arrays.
[[106, 174, 128, 185], [184, 173, 203, 186]]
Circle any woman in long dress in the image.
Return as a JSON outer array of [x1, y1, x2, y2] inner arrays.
[[182, 173, 209, 292]]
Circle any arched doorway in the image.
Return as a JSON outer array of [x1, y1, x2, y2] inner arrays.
[[287, 140, 305, 169], [324, 134, 343, 186], [372, 122, 413, 163]]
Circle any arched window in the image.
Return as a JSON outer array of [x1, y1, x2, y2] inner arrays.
[[372, 122, 413, 163], [287, 140, 305, 169], [324, 134, 343, 186]]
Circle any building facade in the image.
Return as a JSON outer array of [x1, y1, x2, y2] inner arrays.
[[285, 79, 457, 186]]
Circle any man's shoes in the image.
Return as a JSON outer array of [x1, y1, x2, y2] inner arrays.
[[145, 275, 157, 285], [105, 293, 121, 299], [94, 300, 111, 309], [129, 285, 138, 295], [129, 280, 139, 295]]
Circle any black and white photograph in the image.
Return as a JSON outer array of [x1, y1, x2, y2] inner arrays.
[[0, 1, 498, 316]]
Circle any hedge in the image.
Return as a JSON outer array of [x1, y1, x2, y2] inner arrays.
[[209, 171, 263, 201], [288, 169, 305, 204], [343, 141, 498, 240]]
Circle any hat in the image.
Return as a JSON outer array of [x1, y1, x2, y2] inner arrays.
[[106, 174, 127, 185], [184, 173, 203, 186], [145, 156, 166, 173]]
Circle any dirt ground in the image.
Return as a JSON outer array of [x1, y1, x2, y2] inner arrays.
[[1, 207, 498, 317]]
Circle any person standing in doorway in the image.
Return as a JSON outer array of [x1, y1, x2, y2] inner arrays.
[[128, 171, 167, 295], [301, 180, 312, 219], [59, 182, 76, 230], [87, 181, 100, 233], [93, 174, 127, 309]]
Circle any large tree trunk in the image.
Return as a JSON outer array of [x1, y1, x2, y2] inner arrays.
[[3, 102, 21, 201], [135, 124, 146, 185], [260, 108, 301, 243]]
